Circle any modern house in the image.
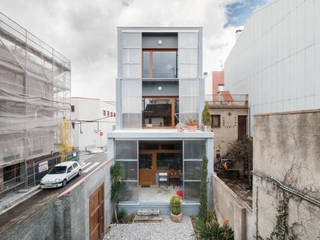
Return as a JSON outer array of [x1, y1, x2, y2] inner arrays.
[[107, 27, 214, 215], [71, 97, 115, 152]]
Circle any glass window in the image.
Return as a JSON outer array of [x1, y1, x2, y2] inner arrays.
[[152, 51, 177, 78], [117, 161, 137, 180], [119, 182, 138, 201], [142, 98, 174, 127], [211, 115, 221, 128], [184, 140, 206, 159], [142, 50, 177, 78], [184, 182, 200, 201], [115, 140, 137, 159], [139, 154, 152, 169], [157, 153, 182, 170], [184, 161, 202, 180], [143, 51, 150, 78]]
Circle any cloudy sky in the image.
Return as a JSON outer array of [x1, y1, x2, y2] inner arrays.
[[0, 0, 269, 101]]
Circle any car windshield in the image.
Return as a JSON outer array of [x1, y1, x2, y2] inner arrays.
[[48, 166, 67, 174]]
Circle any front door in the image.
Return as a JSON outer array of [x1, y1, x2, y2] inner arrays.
[[238, 115, 248, 140], [89, 184, 104, 240], [139, 153, 156, 185]]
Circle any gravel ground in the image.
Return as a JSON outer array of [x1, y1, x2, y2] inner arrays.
[[104, 216, 195, 240]]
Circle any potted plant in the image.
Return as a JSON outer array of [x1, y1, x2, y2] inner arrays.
[[201, 103, 211, 131], [170, 195, 183, 222], [187, 118, 198, 132]]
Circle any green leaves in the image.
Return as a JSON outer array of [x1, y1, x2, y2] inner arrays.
[[199, 154, 208, 222], [202, 103, 211, 125], [110, 163, 124, 203]]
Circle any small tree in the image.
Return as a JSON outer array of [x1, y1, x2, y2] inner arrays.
[[199, 154, 208, 222], [110, 163, 124, 223], [202, 103, 211, 126]]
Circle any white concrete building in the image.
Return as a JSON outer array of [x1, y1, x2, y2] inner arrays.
[[224, 1, 320, 239], [225, 0, 320, 135], [71, 97, 115, 151]]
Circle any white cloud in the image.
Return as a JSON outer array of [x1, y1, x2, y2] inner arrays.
[[0, 0, 237, 99]]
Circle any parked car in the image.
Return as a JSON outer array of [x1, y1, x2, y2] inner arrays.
[[40, 161, 82, 189]]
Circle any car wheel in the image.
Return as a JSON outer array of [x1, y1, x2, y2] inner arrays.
[[62, 179, 67, 187], [78, 169, 82, 176]]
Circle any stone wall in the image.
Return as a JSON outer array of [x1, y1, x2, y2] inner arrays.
[[213, 173, 254, 240], [253, 111, 320, 239]]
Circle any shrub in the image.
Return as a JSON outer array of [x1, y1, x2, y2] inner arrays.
[[117, 210, 127, 223], [170, 195, 181, 215], [194, 219, 234, 240], [202, 103, 211, 125], [199, 154, 208, 222]]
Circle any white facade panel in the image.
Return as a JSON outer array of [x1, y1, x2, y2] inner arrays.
[[121, 79, 141, 113], [224, 0, 320, 135]]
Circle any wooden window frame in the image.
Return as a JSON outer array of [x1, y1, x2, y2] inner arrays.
[[142, 48, 178, 79], [142, 96, 178, 129], [211, 115, 221, 128]]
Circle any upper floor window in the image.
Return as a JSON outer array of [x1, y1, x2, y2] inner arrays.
[[211, 115, 221, 128], [143, 49, 177, 78], [142, 97, 179, 128]]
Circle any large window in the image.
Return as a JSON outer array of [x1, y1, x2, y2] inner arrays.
[[143, 49, 177, 78], [142, 97, 178, 128]]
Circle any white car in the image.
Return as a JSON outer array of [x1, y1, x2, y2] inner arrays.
[[40, 161, 82, 189]]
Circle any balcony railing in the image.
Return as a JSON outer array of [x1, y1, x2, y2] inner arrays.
[[205, 94, 248, 103]]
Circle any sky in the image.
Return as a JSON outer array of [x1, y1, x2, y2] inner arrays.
[[0, 0, 270, 101]]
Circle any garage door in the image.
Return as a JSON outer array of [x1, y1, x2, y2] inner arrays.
[[89, 184, 104, 240]]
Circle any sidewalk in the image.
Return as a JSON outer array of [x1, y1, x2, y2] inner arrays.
[[0, 185, 41, 215]]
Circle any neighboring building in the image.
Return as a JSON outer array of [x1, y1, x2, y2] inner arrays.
[[71, 97, 115, 151], [208, 71, 249, 161], [224, 0, 320, 239], [212, 71, 225, 95], [0, 13, 71, 196], [107, 27, 214, 215]]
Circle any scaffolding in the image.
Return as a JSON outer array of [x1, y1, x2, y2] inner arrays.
[[0, 12, 71, 193]]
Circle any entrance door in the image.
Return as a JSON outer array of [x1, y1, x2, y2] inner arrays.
[[139, 153, 156, 185], [89, 184, 104, 240], [238, 115, 247, 140]]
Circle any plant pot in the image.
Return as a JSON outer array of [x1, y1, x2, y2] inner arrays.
[[170, 212, 183, 222], [187, 123, 198, 132], [176, 123, 184, 132]]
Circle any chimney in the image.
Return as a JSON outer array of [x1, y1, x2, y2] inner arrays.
[[235, 29, 243, 41]]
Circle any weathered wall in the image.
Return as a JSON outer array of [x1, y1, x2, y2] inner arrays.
[[209, 106, 248, 159], [213, 173, 254, 240], [253, 111, 320, 239], [55, 159, 112, 240], [2, 200, 56, 240]]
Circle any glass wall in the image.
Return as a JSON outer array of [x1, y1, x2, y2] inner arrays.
[[115, 140, 138, 201], [183, 140, 206, 201]]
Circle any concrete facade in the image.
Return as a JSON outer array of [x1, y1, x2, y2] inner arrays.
[[2, 159, 113, 240], [253, 111, 320, 240], [71, 97, 115, 151], [213, 174, 255, 240]]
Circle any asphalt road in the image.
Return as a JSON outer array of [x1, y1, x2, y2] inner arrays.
[[0, 152, 107, 236]]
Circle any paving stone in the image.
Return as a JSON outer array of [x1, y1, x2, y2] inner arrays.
[[104, 216, 195, 240]]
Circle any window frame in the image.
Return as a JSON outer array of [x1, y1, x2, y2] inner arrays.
[[142, 96, 178, 129], [142, 48, 178, 79], [211, 114, 221, 128]]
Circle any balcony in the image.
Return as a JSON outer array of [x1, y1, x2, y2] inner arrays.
[[206, 93, 248, 109]]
